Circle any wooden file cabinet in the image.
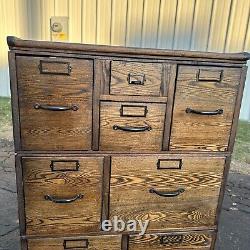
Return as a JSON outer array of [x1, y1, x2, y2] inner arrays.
[[7, 36, 249, 249]]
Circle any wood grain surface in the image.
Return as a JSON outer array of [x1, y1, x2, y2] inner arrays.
[[99, 101, 166, 152], [27, 235, 122, 250], [170, 66, 242, 151], [129, 231, 214, 249], [110, 61, 163, 96], [110, 155, 225, 231], [23, 156, 104, 235], [16, 56, 93, 151]]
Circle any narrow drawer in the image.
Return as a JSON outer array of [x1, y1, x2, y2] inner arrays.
[[129, 231, 214, 249], [27, 235, 122, 250], [170, 66, 242, 151], [16, 56, 93, 151], [23, 156, 103, 235], [99, 101, 166, 152], [110, 61, 163, 96], [109, 155, 225, 231]]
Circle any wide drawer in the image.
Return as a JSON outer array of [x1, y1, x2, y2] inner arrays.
[[22, 156, 104, 235], [99, 101, 166, 152], [109, 155, 225, 231], [27, 235, 122, 250], [129, 231, 214, 249], [16, 56, 93, 150], [110, 61, 163, 96], [170, 66, 242, 151]]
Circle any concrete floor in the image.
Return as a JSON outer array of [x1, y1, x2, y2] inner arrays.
[[0, 137, 250, 249]]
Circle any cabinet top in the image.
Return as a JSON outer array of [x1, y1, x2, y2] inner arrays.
[[7, 36, 250, 63]]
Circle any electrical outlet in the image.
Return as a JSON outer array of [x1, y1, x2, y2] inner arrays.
[[50, 16, 69, 42]]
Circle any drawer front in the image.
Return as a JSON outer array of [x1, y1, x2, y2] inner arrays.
[[23, 157, 103, 235], [129, 231, 214, 250], [110, 155, 225, 231], [99, 101, 166, 152], [110, 61, 163, 96], [16, 56, 93, 150], [170, 66, 242, 151], [27, 235, 122, 250]]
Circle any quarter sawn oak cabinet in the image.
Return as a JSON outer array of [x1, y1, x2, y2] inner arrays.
[[7, 36, 249, 250]]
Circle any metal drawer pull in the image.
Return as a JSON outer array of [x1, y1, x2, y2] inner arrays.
[[149, 188, 185, 197], [113, 124, 152, 132], [34, 103, 79, 111], [186, 107, 223, 115], [44, 194, 84, 203]]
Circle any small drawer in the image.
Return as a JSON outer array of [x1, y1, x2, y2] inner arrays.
[[16, 56, 93, 151], [129, 231, 214, 249], [170, 65, 242, 152], [27, 235, 122, 250], [23, 156, 104, 235], [99, 101, 166, 152], [110, 61, 163, 96], [109, 155, 225, 231]]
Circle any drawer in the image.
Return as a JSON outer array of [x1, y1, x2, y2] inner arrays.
[[110, 61, 163, 96], [109, 155, 225, 231], [23, 156, 103, 235], [99, 101, 166, 152], [170, 66, 242, 151], [16, 56, 93, 150], [129, 231, 214, 249], [27, 235, 122, 250]]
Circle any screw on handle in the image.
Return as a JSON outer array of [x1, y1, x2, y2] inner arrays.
[[113, 124, 152, 132], [149, 188, 185, 197], [186, 108, 223, 115], [44, 194, 84, 203], [34, 103, 79, 111]]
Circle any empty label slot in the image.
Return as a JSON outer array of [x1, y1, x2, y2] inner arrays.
[[50, 160, 80, 171], [39, 60, 71, 75], [198, 69, 222, 82], [120, 105, 148, 117], [64, 239, 89, 249], [157, 159, 182, 170]]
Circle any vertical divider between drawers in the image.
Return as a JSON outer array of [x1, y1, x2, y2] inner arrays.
[[92, 60, 101, 151], [101, 156, 112, 226], [121, 234, 129, 250], [162, 64, 177, 151], [93, 59, 111, 151]]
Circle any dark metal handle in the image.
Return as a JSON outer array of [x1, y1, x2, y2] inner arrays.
[[149, 188, 185, 197], [186, 108, 223, 115], [44, 194, 83, 203], [34, 103, 79, 111], [113, 124, 152, 132]]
